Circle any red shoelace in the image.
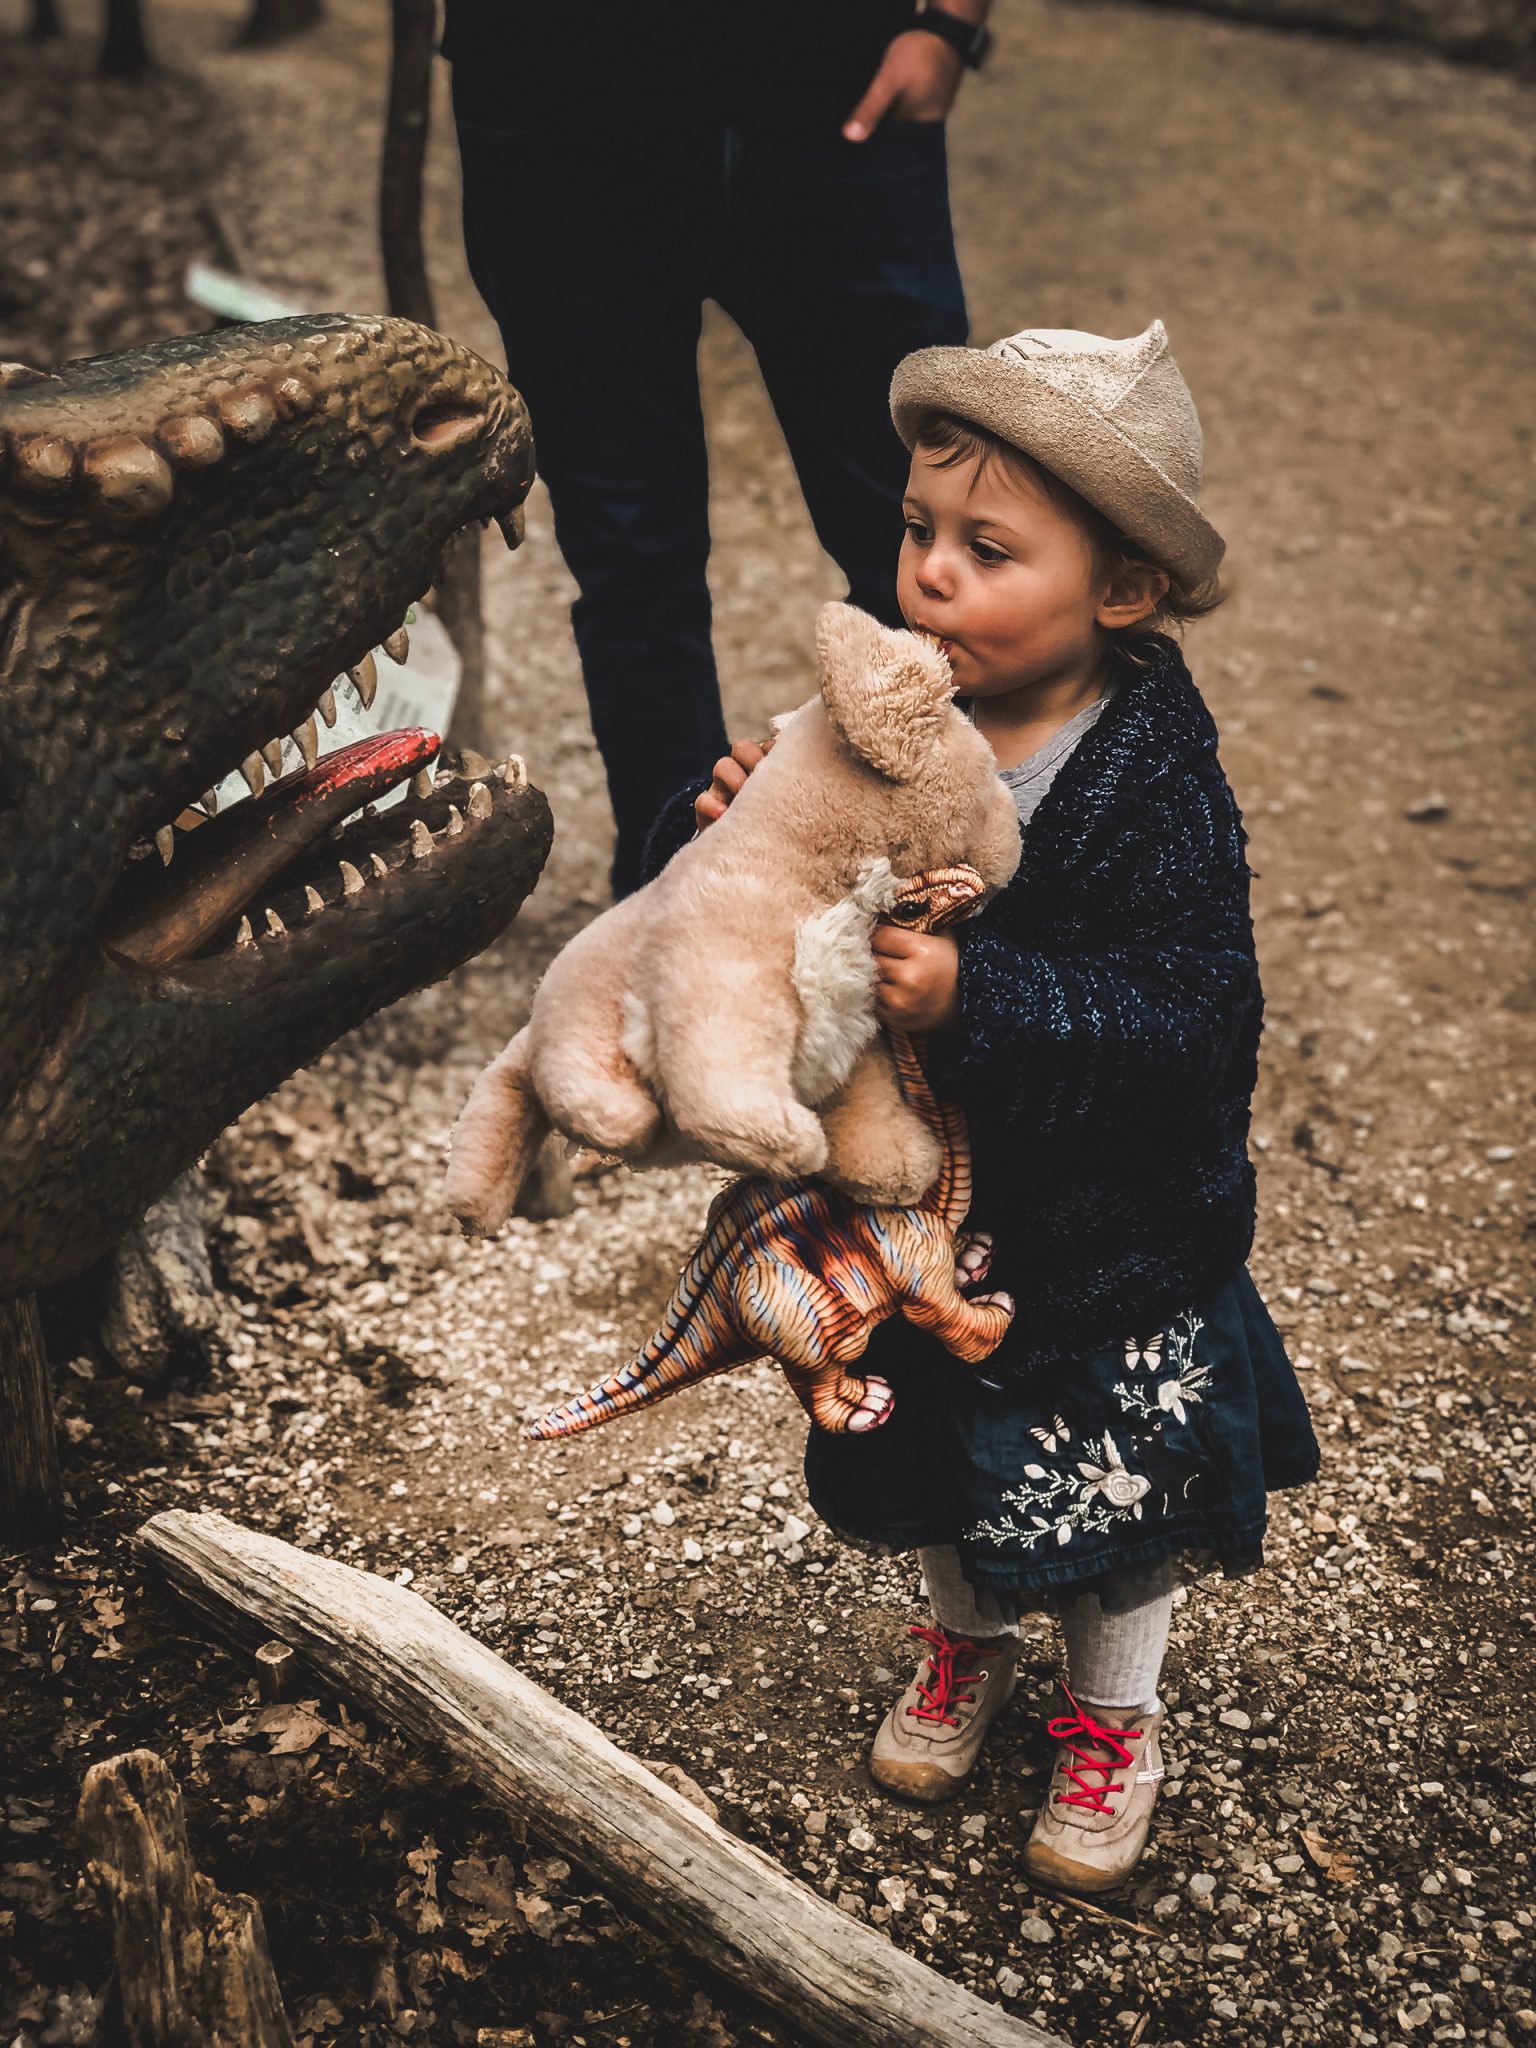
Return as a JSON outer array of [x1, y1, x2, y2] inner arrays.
[[1047, 1686, 1144, 1814], [904, 1625, 1001, 1727]]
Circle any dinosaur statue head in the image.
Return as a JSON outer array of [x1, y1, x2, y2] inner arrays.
[[0, 314, 551, 1294]]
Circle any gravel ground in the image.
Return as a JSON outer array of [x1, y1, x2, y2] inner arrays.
[[3, 1, 1534, 2044]]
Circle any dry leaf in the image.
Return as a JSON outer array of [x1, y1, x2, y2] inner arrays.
[[254, 1703, 327, 1755], [448, 1853, 522, 1926], [1299, 1825, 1360, 1884]]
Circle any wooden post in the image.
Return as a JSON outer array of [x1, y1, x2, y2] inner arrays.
[[137, 1510, 1066, 2048], [99, 0, 153, 77], [1, 1294, 62, 1535], [381, 0, 487, 752], [77, 1749, 296, 2048], [235, 0, 323, 47]]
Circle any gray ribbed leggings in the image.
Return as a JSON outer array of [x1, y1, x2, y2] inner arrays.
[[919, 1544, 1173, 1711]]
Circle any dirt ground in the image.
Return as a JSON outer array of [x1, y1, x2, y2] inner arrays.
[[3, 2, 1534, 2044]]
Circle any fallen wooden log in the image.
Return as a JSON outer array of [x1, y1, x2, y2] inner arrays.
[[77, 1748, 295, 2047], [136, 1509, 1064, 2048]]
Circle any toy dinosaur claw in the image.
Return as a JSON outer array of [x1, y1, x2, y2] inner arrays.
[[845, 1375, 895, 1433], [955, 1230, 994, 1288]]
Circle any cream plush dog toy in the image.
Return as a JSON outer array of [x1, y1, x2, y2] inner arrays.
[[445, 602, 1020, 1232]]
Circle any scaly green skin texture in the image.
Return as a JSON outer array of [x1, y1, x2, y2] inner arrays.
[[0, 315, 551, 1295]]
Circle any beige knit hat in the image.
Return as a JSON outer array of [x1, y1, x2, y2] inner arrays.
[[890, 321, 1224, 592]]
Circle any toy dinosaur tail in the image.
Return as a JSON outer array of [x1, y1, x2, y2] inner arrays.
[[528, 1190, 758, 1439], [444, 1025, 550, 1237]]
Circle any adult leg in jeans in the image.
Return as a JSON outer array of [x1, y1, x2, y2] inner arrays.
[[719, 118, 968, 631], [455, 114, 730, 897]]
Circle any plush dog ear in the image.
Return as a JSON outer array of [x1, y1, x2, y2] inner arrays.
[[815, 601, 955, 784]]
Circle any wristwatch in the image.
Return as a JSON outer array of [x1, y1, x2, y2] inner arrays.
[[910, 5, 994, 69]]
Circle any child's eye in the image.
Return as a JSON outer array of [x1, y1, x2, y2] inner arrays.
[[971, 541, 1008, 566], [903, 517, 931, 543]]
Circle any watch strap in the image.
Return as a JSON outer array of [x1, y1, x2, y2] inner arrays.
[[910, 7, 992, 67]]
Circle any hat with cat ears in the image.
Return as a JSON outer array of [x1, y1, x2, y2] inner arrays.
[[890, 320, 1224, 592]]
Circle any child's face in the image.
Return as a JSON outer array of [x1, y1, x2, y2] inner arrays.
[[897, 446, 1113, 699]]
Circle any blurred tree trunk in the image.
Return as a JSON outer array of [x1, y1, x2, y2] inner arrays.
[[0, 1295, 62, 1534], [381, 0, 487, 753], [29, 0, 62, 41], [100, 0, 153, 76], [236, 0, 323, 46]]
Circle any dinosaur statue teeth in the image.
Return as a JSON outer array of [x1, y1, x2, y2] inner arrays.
[[264, 907, 286, 937], [409, 819, 433, 860], [200, 787, 220, 816], [496, 756, 527, 788], [339, 860, 364, 895], [234, 915, 255, 948], [369, 852, 389, 878], [241, 753, 266, 798], [446, 805, 464, 837], [383, 626, 409, 664], [260, 739, 285, 778], [467, 782, 493, 821], [458, 747, 492, 779], [348, 652, 378, 711], [155, 826, 175, 866], [304, 885, 325, 915], [292, 715, 319, 769], [317, 685, 337, 729], [495, 506, 525, 552], [410, 768, 434, 800]]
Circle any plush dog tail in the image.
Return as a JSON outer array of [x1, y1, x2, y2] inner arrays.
[[445, 1026, 550, 1237]]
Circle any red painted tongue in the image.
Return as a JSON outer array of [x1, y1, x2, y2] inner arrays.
[[277, 727, 441, 811]]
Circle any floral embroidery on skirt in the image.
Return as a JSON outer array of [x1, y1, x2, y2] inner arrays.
[[804, 1268, 1319, 1602], [963, 1310, 1213, 1557]]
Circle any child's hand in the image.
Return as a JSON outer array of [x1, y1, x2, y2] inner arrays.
[[695, 738, 768, 831], [872, 926, 960, 1034]]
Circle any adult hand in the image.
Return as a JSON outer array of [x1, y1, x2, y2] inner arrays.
[[872, 925, 961, 1034], [694, 737, 769, 831], [842, 29, 964, 142]]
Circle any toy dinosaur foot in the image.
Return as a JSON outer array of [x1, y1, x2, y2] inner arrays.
[[796, 1369, 894, 1434], [955, 1230, 994, 1289]]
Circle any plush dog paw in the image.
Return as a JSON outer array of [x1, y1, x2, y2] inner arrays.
[[684, 1096, 829, 1181], [823, 1126, 942, 1208]]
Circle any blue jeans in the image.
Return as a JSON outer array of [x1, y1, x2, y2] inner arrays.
[[454, 108, 968, 894]]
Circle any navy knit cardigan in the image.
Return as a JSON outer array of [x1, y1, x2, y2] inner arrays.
[[642, 635, 1262, 1379]]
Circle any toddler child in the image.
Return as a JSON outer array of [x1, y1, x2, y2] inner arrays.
[[653, 321, 1317, 1895]]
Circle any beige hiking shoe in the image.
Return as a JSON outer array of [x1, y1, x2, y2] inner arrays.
[[1022, 1685, 1166, 1894], [869, 1625, 1021, 1802]]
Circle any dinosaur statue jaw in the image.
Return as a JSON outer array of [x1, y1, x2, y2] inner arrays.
[[0, 751, 552, 1297], [162, 744, 542, 995], [101, 727, 444, 967]]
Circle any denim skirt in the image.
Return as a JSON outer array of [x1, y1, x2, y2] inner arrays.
[[804, 1266, 1319, 1606]]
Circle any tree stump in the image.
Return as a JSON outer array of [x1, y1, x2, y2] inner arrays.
[[77, 1749, 295, 2048], [0, 1294, 62, 1534]]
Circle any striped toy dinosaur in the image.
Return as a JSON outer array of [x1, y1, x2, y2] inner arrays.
[[529, 867, 1014, 1441]]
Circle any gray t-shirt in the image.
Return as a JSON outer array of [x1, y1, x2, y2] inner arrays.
[[995, 691, 1114, 827]]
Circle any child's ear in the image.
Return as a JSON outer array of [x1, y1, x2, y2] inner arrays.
[[815, 601, 954, 784], [1096, 559, 1169, 630]]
